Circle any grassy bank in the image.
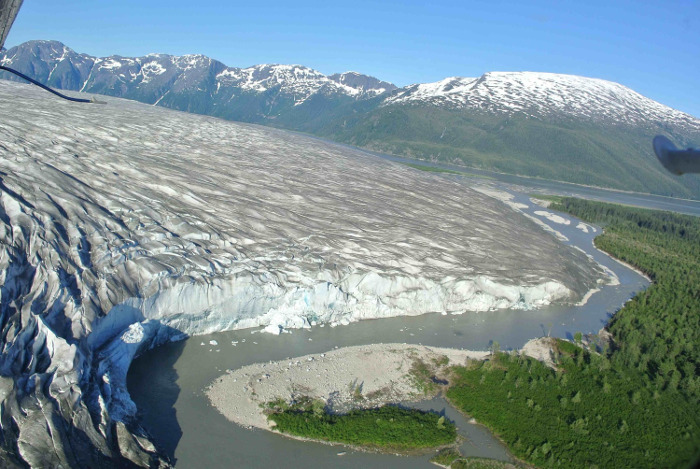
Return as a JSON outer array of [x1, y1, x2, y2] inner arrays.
[[267, 400, 457, 452], [447, 198, 700, 468], [431, 448, 521, 469]]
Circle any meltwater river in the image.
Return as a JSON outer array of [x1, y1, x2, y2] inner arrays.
[[128, 153, 700, 468]]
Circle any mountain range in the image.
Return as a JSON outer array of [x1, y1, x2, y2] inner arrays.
[[2, 40, 699, 198]]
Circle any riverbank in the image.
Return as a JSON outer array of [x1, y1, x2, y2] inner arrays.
[[444, 197, 700, 469], [596, 246, 652, 282], [206, 344, 487, 431], [128, 187, 654, 467], [205, 340, 557, 435]]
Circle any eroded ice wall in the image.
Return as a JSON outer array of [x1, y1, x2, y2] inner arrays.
[[0, 80, 604, 466]]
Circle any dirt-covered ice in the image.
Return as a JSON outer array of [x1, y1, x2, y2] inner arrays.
[[0, 81, 604, 466]]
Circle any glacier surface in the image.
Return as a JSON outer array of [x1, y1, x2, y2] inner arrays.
[[0, 80, 604, 466]]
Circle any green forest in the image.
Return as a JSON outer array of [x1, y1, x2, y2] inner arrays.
[[447, 197, 700, 468], [316, 107, 700, 199], [264, 198, 699, 467], [267, 402, 457, 452]]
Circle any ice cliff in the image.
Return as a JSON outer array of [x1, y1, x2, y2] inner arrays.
[[0, 80, 604, 466]]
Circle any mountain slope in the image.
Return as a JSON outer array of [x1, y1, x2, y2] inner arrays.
[[316, 105, 700, 197], [385, 72, 698, 132], [0, 80, 604, 466], [1, 40, 699, 198], [0, 40, 394, 121], [310, 73, 700, 198]]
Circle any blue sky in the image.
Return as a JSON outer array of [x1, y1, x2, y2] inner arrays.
[[6, 0, 700, 117]]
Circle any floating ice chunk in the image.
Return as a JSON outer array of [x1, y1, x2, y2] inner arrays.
[[262, 324, 283, 335], [522, 213, 569, 241], [209, 340, 218, 346], [506, 201, 529, 210], [534, 210, 571, 225]]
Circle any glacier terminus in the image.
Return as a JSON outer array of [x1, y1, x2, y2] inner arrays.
[[0, 80, 606, 466]]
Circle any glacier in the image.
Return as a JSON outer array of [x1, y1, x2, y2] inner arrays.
[[0, 80, 604, 466]]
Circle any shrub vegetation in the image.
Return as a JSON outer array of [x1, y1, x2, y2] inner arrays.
[[268, 403, 457, 452], [430, 447, 462, 466], [447, 198, 700, 468], [450, 458, 521, 469]]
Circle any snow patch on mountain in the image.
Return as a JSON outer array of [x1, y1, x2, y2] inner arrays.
[[0, 40, 395, 108], [3, 41, 697, 134], [386, 71, 700, 131], [328, 71, 397, 96], [99, 58, 127, 70], [213, 64, 390, 105]]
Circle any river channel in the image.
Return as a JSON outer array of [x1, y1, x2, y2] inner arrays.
[[128, 152, 699, 468]]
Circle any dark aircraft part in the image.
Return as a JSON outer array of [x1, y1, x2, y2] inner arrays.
[[0, 65, 100, 103], [0, 0, 22, 50], [653, 135, 700, 175], [0, 1, 100, 104]]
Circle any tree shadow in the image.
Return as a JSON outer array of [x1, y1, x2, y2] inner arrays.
[[127, 332, 187, 464], [394, 402, 451, 421], [599, 309, 616, 325]]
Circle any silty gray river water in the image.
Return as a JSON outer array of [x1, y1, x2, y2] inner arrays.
[[128, 153, 700, 468]]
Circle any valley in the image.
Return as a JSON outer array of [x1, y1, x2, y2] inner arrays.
[[0, 80, 611, 467], [2, 40, 699, 198]]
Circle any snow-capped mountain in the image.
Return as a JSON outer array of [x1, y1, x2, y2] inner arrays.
[[328, 71, 396, 96], [0, 79, 603, 466], [384, 72, 700, 132], [215, 63, 393, 105], [0, 40, 395, 109], [1, 40, 699, 198]]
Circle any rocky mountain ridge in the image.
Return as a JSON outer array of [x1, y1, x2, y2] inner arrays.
[[1, 40, 699, 198], [3, 40, 698, 131], [0, 40, 394, 108]]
